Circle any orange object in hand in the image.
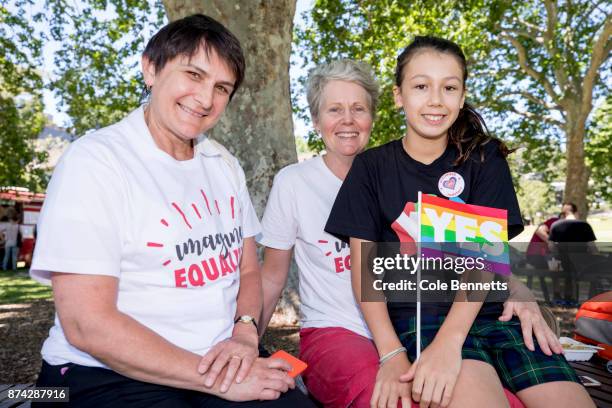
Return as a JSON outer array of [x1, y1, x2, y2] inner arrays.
[[270, 350, 308, 378]]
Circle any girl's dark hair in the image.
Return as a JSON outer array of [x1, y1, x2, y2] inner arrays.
[[395, 35, 511, 165], [143, 14, 245, 100]]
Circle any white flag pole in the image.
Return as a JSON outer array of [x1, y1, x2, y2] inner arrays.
[[416, 191, 422, 360]]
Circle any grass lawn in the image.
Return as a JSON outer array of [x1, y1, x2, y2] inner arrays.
[[0, 270, 52, 304], [588, 214, 612, 241]]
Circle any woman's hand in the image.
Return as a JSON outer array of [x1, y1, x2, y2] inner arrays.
[[198, 327, 259, 392], [400, 339, 461, 408], [211, 357, 295, 401], [371, 352, 412, 408], [499, 301, 562, 355]]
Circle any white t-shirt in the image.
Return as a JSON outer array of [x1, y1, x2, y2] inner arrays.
[[30, 106, 261, 367], [259, 156, 371, 338]]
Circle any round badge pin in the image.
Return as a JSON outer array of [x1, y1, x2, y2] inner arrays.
[[438, 172, 465, 198]]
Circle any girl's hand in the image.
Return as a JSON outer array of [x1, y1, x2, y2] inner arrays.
[[371, 352, 412, 408], [399, 339, 461, 408], [499, 300, 562, 355]]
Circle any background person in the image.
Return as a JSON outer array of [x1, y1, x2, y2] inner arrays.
[[549, 204, 596, 245], [549, 204, 598, 303], [525, 202, 574, 301], [1, 215, 20, 271], [0, 216, 7, 268], [524, 202, 577, 270], [30, 14, 314, 407]]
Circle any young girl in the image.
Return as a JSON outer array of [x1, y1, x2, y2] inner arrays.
[[325, 36, 593, 408]]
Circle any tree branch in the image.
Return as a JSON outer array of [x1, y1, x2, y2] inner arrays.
[[500, 32, 561, 105], [582, 0, 607, 28], [507, 105, 565, 128], [502, 27, 543, 42], [543, 0, 570, 95], [588, 17, 609, 45], [543, 0, 556, 44], [500, 90, 563, 111], [514, 18, 544, 35], [581, 17, 612, 115], [529, 94, 562, 111], [506, 18, 542, 40]]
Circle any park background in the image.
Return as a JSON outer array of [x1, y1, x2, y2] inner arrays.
[[0, 0, 610, 384]]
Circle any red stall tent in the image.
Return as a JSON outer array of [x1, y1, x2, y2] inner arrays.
[[0, 187, 46, 267]]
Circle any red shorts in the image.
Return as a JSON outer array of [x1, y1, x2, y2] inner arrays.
[[299, 327, 524, 408], [300, 327, 382, 408]]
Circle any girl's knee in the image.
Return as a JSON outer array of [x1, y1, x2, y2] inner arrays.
[[450, 360, 509, 408], [516, 382, 595, 408]]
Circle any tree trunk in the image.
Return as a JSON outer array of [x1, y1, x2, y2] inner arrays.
[[163, 1, 298, 212], [563, 107, 589, 219], [163, 1, 300, 324]]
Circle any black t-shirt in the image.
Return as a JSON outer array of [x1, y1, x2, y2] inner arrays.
[[549, 219, 596, 243], [324, 138, 524, 317]]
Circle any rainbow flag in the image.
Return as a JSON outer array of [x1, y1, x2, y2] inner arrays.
[[418, 194, 510, 276]]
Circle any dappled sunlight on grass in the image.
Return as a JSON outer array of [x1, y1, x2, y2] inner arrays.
[[0, 270, 53, 305], [0, 298, 55, 383], [0, 303, 32, 320]]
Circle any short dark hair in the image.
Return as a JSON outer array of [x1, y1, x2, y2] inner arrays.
[[143, 14, 245, 99], [563, 202, 578, 213]]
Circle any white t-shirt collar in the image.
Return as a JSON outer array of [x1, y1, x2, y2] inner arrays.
[[195, 134, 223, 158], [133, 105, 221, 160]]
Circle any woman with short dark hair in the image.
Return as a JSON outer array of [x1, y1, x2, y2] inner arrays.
[[30, 14, 314, 408]]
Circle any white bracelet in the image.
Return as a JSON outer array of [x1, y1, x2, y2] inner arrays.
[[379, 346, 407, 365]]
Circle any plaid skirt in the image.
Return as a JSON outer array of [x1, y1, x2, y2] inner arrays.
[[392, 314, 580, 393]]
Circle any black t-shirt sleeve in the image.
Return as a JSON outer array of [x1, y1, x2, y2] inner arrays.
[[584, 223, 596, 241], [471, 143, 524, 240], [549, 221, 596, 242], [548, 223, 560, 242], [325, 154, 381, 243]]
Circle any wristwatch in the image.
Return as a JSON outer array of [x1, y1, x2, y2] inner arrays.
[[234, 315, 258, 331]]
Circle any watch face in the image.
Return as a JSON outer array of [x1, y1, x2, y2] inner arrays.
[[235, 315, 258, 330]]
